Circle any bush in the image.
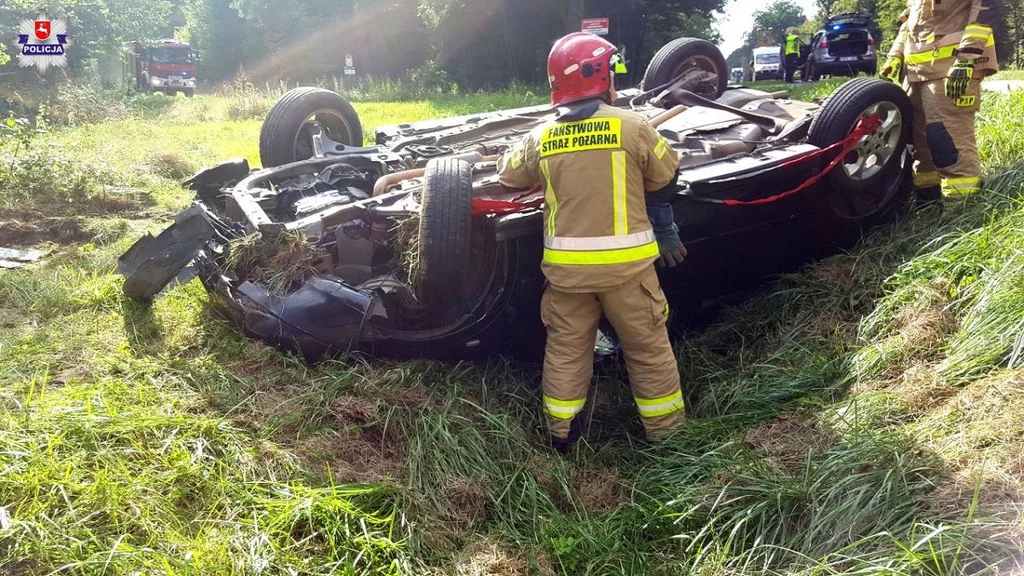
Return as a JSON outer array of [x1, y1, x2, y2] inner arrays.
[[0, 143, 144, 216], [223, 75, 276, 121], [41, 83, 131, 126]]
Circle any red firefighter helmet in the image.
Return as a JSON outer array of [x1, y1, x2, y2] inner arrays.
[[547, 32, 619, 106]]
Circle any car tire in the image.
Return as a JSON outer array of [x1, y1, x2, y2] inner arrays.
[[259, 87, 363, 168], [184, 89, 194, 98], [641, 38, 728, 99], [416, 158, 473, 312], [808, 77, 913, 246]]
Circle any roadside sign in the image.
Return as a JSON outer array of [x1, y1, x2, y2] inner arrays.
[[344, 53, 356, 75], [582, 18, 610, 36]]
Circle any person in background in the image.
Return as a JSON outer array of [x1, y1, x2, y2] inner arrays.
[[784, 28, 802, 83]]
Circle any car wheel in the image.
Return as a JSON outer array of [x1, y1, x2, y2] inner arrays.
[[641, 38, 728, 99], [184, 89, 194, 98], [416, 158, 473, 312], [808, 77, 913, 246], [809, 61, 821, 81], [259, 87, 363, 168]]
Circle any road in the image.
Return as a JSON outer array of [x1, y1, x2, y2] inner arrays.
[[982, 80, 1024, 93]]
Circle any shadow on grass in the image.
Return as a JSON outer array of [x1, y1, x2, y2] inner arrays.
[[121, 296, 165, 354]]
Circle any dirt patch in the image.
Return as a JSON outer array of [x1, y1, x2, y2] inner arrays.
[[388, 384, 436, 410], [451, 538, 533, 576], [744, 414, 833, 471], [329, 396, 380, 425], [292, 426, 407, 484], [572, 467, 626, 513], [527, 456, 569, 512], [927, 474, 1024, 526], [923, 372, 1024, 469], [0, 217, 90, 247], [442, 478, 488, 528], [892, 296, 958, 356]]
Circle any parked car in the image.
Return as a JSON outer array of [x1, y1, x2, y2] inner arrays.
[[120, 39, 913, 362], [751, 46, 783, 81], [804, 13, 878, 81]]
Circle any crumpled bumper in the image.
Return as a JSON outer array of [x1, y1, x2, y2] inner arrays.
[[196, 253, 374, 361], [120, 201, 377, 360]]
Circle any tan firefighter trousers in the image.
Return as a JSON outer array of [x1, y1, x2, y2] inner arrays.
[[540, 266, 684, 441], [906, 78, 983, 195]]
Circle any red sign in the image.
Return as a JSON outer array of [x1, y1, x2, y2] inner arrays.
[[581, 18, 610, 36]]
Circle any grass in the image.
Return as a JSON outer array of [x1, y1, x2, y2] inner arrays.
[[745, 77, 850, 101], [1, 83, 1023, 574]]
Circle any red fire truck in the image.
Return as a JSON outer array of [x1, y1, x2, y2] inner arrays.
[[123, 39, 198, 97]]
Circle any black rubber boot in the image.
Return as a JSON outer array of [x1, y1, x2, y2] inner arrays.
[[550, 416, 583, 454], [914, 185, 943, 211]]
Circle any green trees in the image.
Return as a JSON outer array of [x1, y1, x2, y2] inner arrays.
[[8, 0, 1020, 88], [752, 0, 808, 45], [0, 0, 175, 65], [726, 0, 807, 71], [1, 0, 729, 88]]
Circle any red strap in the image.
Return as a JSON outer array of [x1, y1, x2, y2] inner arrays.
[[722, 115, 881, 207], [469, 115, 882, 214], [471, 187, 543, 215]]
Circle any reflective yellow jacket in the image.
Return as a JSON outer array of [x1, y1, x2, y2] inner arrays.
[[785, 35, 801, 56], [888, 0, 1001, 81], [497, 102, 679, 292]]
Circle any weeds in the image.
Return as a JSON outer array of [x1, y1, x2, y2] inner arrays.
[[40, 82, 132, 126], [223, 74, 277, 121], [0, 144, 148, 218]]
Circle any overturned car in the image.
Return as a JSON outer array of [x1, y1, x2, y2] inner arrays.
[[120, 38, 914, 361]]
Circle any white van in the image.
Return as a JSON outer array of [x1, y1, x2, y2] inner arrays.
[[751, 46, 782, 81]]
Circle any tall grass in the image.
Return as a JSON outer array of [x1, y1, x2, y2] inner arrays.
[[1, 87, 1023, 575]]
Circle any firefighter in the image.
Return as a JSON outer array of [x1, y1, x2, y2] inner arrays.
[[881, 0, 1002, 205], [497, 32, 686, 452], [784, 28, 802, 83]]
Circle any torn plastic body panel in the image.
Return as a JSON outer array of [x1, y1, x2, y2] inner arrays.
[[197, 253, 375, 361]]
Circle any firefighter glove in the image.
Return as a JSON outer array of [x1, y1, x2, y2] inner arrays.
[[945, 59, 974, 100], [880, 56, 903, 83], [655, 223, 687, 268], [647, 202, 687, 268]]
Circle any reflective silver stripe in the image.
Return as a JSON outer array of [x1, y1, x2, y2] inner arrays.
[[544, 403, 584, 419], [544, 229, 656, 251], [612, 150, 628, 236], [636, 397, 685, 418]]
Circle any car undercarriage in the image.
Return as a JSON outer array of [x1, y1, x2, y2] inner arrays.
[[120, 38, 914, 361]]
